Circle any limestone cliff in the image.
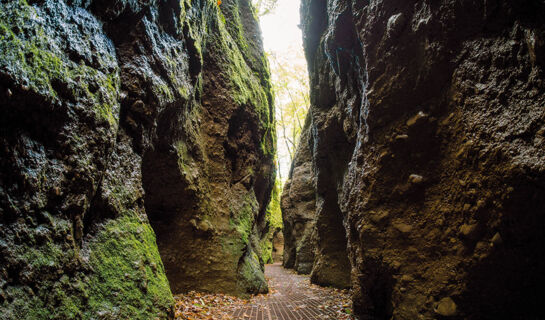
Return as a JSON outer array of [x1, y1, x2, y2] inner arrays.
[[297, 0, 545, 319], [0, 0, 275, 318]]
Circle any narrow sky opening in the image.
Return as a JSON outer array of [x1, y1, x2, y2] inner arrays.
[[257, 0, 310, 181], [260, 1, 302, 52]]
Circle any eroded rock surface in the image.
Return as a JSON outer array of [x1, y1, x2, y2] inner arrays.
[[0, 0, 274, 318], [281, 116, 318, 275], [271, 229, 284, 263], [296, 0, 545, 319]]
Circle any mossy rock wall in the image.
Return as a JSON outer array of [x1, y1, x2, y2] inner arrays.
[[0, 0, 275, 318]]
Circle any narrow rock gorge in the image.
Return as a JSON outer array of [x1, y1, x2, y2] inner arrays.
[[283, 0, 545, 319], [0, 0, 275, 318], [2, 0, 545, 319]]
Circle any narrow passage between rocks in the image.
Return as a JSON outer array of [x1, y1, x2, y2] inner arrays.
[[174, 264, 353, 320]]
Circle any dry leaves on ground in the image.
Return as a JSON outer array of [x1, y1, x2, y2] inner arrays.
[[174, 274, 354, 319], [174, 291, 247, 320], [301, 282, 354, 319]]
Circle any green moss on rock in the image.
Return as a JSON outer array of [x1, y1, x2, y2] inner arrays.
[[1, 235, 83, 319], [2, 212, 174, 319], [236, 250, 268, 295], [0, 0, 120, 126], [229, 193, 258, 246], [259, 179, 283, 264], [208, 3, 275, 152], [87, 211, 173, 319], [259, 235, 273, 265]]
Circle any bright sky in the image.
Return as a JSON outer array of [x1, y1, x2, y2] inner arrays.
[[257, 0, 308, 181], [259, 0, 303, 53]]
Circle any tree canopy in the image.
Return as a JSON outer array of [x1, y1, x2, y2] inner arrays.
[[252, 0, 279, 16], [268, 47, 310, 179]]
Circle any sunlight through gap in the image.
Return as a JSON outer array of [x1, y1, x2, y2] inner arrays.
[[255, 0, 310, 181]]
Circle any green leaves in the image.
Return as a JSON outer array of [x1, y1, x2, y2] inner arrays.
[[252, 0, 279, 16], [268, 48, 310, 178]]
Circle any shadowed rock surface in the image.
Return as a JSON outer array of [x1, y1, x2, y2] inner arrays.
[[0, 0, 275, 318], [281, 115, 317, 275], [294, 0, 545, 319], [281, 113, 352, 287], [271, 228, 284, 263]]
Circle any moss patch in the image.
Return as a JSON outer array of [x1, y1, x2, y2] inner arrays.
[[236, 250, 268, 295], [267, 179, 283, 231], [206, 3, 276, 158], [259, 179, 283, 264], [87, 211, 174, 319], [0, 0, 120, 126], [229, 193, 258, 246]]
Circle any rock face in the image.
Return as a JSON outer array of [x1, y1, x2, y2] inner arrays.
[[0, 0, 274, 318], [260, 179, 283, 265], [271, 229, 284, 262], [282, 114, 351, 287], [280, 116, 316, 275], [297, 0, 545, 319]]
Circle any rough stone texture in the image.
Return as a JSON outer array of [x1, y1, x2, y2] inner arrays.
[[280, 116, 319, 275], [260, 179, 283, 265], [143, 0, 276, 297], [298, 0, 545, 319], [271, 229, 284, 263], [0, 0, 274, 318]]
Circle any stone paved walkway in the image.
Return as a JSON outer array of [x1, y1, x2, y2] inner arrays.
[[230, 263, 352, 320]]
